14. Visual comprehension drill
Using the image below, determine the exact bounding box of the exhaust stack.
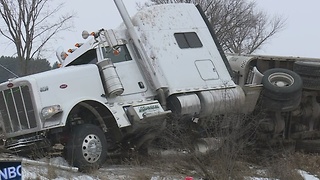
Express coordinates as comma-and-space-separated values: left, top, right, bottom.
112, 0, 165, 91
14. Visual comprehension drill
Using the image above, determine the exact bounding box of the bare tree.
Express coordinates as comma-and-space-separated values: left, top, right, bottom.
0, 0, 74, 75
139, 0, 286, 54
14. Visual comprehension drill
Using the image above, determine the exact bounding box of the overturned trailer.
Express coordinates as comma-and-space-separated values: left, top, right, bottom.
228, 54, 320, 145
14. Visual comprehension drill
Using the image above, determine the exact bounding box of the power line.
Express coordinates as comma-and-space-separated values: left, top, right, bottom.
0, 63, 19, 78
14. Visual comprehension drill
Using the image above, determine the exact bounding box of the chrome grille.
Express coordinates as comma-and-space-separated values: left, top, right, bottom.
0, 85, 37, 133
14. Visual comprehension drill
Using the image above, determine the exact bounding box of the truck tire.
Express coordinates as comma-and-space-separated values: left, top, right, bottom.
262, 68, 302, 100
300, 76, 320, 90
293, 61, 320, 77
296, 139, 320, 153
262, 95, 301, 112
65, 124, 107, 172
293, 61, 320, 90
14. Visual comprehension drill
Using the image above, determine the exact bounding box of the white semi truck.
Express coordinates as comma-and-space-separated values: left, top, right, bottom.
0, 0, 320, 171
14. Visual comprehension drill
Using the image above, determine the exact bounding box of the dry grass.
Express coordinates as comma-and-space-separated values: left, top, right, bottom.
292, 152, 320, 177
125, 150, 320, 180
265, 154, 303, 180
47, 163, 58, 179
119, 112, 320, 180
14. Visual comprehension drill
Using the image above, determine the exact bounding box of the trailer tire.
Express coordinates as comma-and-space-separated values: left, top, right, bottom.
293, 61, 320, 90
262, 68, 302, 100
65, 124, 107, 172
300, 76, 320, 90
296, 139, 320, 153
262, 95, 301, 112
293, 61, 320, 77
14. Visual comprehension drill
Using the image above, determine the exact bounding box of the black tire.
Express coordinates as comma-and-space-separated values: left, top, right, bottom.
262, 68, 302, 100
293, 61, 320, 77
262, 95, 301, 112
300, 76, 320, 90
296, 139, 320, 153
65, 124, 107, 172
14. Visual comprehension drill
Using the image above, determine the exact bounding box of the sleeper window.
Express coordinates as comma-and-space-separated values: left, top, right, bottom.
174, 32, 203, 49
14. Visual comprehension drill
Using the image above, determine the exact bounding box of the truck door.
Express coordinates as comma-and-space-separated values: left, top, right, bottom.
101, 45, 148, 96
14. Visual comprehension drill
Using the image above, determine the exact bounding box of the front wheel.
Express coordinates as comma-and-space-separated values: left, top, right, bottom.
65, 124, 107, 172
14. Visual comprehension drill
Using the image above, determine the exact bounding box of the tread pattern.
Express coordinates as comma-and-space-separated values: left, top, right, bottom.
294, 61, 320, 77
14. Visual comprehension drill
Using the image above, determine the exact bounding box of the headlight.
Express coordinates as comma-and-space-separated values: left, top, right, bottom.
41, 105, 63, 120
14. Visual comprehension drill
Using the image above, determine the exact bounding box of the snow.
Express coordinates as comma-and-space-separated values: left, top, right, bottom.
244, 170, 319, 180
298, 170, 319, 180
20, 156, 186, 180
0, 153, 316, 180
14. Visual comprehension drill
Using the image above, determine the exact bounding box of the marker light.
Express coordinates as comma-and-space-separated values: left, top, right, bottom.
113, 49, 120, 56
75, 43, 83, 48
68, 49, 76, 53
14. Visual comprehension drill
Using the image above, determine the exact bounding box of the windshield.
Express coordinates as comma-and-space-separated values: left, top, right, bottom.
66, 49, 97, 66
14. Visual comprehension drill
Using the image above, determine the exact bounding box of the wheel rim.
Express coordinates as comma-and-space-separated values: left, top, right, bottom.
268, 72, 294, 87
82, 134, 102, 163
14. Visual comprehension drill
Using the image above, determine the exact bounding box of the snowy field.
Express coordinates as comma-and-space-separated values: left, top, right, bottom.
7, 154, 318, 180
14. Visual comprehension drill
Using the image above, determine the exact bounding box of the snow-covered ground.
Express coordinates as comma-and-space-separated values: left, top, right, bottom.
21, 156, 186, 180
0, 152, 318, 180
21, 156, 320, 180
298, 170, 319, 180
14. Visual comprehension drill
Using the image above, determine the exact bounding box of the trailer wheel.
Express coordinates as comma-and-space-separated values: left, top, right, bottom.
296, 139, 320, 153
293, 61, 320, 77
65, 124, 107, 172
262, 68, 302, 100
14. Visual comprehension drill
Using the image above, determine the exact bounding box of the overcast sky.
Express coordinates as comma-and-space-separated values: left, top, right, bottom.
254, 0, 320, 58
1, 0, 320, 63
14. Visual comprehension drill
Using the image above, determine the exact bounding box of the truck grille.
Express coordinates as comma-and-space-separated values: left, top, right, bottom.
0, 85, 37, 133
